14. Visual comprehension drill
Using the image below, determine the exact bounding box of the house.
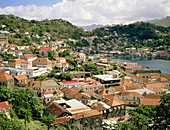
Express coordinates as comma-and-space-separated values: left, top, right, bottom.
70, 72, 91, 79
73, 77, 103, 91
13, 74, 28, 86
95, 57, 107, 63
20, 54, 37, 66
22, 67, 48, 77
0, 101, 11, 119
144, 83, 167, 94
9, 59, 31, 68
116, 91, 143, 106
140, 94, 162, 106
97, 95, 126, 118
39, 47, 51, 57
45, 101, 71, 117
62, 80, 81, 89
96, 63, 111, 70
32, 58, 52, 70
55, 57, 66, 63
42, 90, 64, 104
133, 70, 162, 78
75, 53, 86, 61
123, 66, 143, 73
0, 71, 14, 88
93, 74, 121, 88
93, 87, 113, 100
15, 50, 23, 58
47, 99, 102, 129
62, 88, 90, 105
0, 34, 8, 43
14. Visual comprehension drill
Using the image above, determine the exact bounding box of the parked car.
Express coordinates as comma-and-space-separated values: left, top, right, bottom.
117, 117, 125, 121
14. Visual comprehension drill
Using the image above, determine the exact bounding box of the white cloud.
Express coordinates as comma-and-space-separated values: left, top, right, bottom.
0, 0, 169, 26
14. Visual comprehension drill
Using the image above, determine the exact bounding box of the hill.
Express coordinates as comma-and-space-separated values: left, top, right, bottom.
80, 24, 106, 31
0, 15, 91, 45
147, 16, 170, 27
92, 22, 169, 40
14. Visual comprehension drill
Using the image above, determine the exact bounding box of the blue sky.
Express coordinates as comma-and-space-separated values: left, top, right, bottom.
0, 0, 169, 26
0, 0, 72, 8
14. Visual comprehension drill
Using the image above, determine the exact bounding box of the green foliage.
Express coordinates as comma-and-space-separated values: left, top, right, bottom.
3, 54, 16, 61
48, 50, 56, 60
0, 112, 24, 130
118, 94, 170, 129
58, 72, 74, 81
59, 49, 71, 57
0, 14, 89, 47
84, 63, 97, 72
41, 115, 56, 125
0, 86, 45, 119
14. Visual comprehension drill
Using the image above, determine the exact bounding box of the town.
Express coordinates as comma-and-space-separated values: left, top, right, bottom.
0, 15, 169, 130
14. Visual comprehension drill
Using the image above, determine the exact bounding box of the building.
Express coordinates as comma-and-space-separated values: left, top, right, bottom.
123, 66, 143, 73
13, 74, 28, 86
70, 72, 91, 79
95, 95, 126, 119
0, 101, 11, 119
117, 91, 143, 106
93, 74, 121, 88
42, 89, 64, 104
0, 71, 14, 88
62, 80, 81, 89
32, 58, 52, 70
62, 88, 90, 105
75, 53, 86, 61
9, 59, 31, 68
20, 54, 37, 66
133, 70, 162, 78
22, 67, 48, 77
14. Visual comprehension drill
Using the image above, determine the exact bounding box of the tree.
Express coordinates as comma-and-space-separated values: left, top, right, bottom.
58, 72, 74, 81
41, 115, 56, 130
0, 112, 24, 130
0, 86, 45, 120
48, 50, 56, 60
118, 94, 170, 130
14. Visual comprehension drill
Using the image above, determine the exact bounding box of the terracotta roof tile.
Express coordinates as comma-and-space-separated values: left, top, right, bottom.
140, 98, 161, 106
33, 58, 51, 63
101, 95, 125, 106
27, 81, 41, 88
45, 102, 70, 116
51, 116, 72, 125
72, 110, 101, 120
144, 83, 166, 92
0, 101, 10, 110
43, 89, 63, 95
14, 75, 28, 81
117, 91, 143, 97
71, 86, 81, 93
91, 102, 107, 111
0, 71, 13, 81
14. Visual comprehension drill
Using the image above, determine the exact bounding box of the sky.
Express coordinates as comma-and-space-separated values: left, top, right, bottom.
0, 0, 170, 26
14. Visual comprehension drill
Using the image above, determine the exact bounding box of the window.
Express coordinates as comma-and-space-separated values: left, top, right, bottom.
133, 97, 135, 100
134, 102, 136, 104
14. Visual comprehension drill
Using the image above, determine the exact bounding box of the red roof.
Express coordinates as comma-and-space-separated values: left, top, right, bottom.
0, 101, 10, 110
62, 80, 79, 84
24, 54, 34, 58
40, 48, 50, 53
160, 52, 168, 56
61, 62, 68, 65
124, 66, 142, 69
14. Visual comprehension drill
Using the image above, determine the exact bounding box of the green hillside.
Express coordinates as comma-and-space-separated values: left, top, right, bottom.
0, 15, 90, 45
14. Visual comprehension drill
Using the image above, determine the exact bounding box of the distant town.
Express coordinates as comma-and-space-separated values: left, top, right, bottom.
0, 16, 169, 130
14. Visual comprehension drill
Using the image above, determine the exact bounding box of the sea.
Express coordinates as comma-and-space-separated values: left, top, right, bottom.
117, 58, 170, 74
